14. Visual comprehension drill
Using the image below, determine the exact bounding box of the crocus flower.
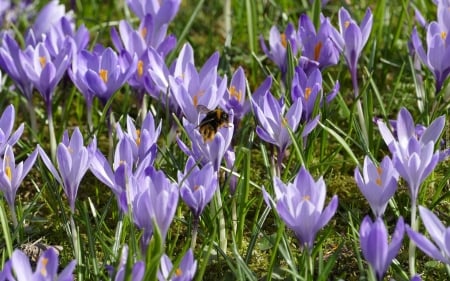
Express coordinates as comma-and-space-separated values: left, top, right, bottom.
38, 128, 93, 212
263, 167, 338, 252
169, 43, 227, 124
406, 206, 450, 264
43, 16, 90, 56
31, 0, 71, 41
126, 0, 181, 27
177, 119, 234, 172
83, 46, 138, 105
158, 249, 197, 281
0, 104, 24, 155
252, 77, 318, 163
108, 245, 144, 281
377, 107, 444, 204
260, 23, 300, 77
354, 156, 398, 217
19, 37, 75, 110
178, 156, 217, 218
330, 7, 373, 93
90, 137, 139, 212
116, 111, 161, 167
360, 216, 404, 281
298, 14, 340, 71
291, 66, 339, 121
0, 34, 34, 101
0, 145, 37, 225
132, 167, 179, 248
111, 15, 176, 60
221, 66, 250, 123
411, 22, 450, 93
1, 248, 76, 281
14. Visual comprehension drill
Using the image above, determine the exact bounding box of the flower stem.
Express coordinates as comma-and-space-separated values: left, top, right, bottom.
213, 187, 227, 252
351, 66, 368, 146
70, 214, 83, 280
25, 99, 38, 139
47, 102, 57, 162
8, 204, 17, 230
191, 216, 199, 249
409, 202, 417, 276
87, 102, 93, 133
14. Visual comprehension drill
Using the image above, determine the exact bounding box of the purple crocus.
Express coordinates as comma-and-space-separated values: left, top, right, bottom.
377, 107, 444, 204
0, 145, 38, 226
221, 67, 250, 123
108, 245, 144, 281
132, 167, 179, 248
330, 7, 373, 95
252, 77, 318, 166
359, 216, 405, 281
0, 104, 24, 155
177, 119, 234, 172
298, 14, 340, 71
291, 66, 339, 121
83, 47, 138, 105
90, 137, 140, 212
1, 248, 76, 281
0, 34, 35, 101
260, 23, 300, 77
354, 156, 398, 218
406, 206, 450, 264
158, 249, 197, 281
116, 112, 161, 166
178, 156, 218, 219
411, 22, 450, 93
126, 0, 181, 27
31, 0, 70, 41
263, 167, 338, 252
38, 128, 93, 213
169, 43, 227, 124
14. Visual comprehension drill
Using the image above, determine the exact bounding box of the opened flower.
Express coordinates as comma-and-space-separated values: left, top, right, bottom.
158, 249, 197, 281
0, 248, 76, 281
377, 107, 444, 204
39, 128, 93, 213
263, 166, 338, 252
354, 156, 398, 217
178, 156, 218, 219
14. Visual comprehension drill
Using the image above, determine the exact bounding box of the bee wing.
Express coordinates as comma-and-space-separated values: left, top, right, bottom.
196, 104, 211, 114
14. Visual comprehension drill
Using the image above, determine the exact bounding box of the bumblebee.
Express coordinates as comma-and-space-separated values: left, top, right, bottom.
196, 105, 230, 142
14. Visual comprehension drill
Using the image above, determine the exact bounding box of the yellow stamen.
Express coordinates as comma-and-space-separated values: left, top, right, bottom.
39, 56, 47, 68
99, 69, 108, 83
280, 33, 287, 48
376, 177, 382, 186
40, 257, 49, 276
140, 27, 147, 39
314, 42, 322, 61
305, 87, 312, 101
376, 166, 382, 175
303, 195, 311, 201
136, 129, 141, 146
137, 60, 144, 77
175, 268, 183, 276
5, 166, 11, 181
344, 21, 350, 28
441, 31, 447, 40
192, 91, 205, 107
281, 116, 288, 127
229, 85, 242, 102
